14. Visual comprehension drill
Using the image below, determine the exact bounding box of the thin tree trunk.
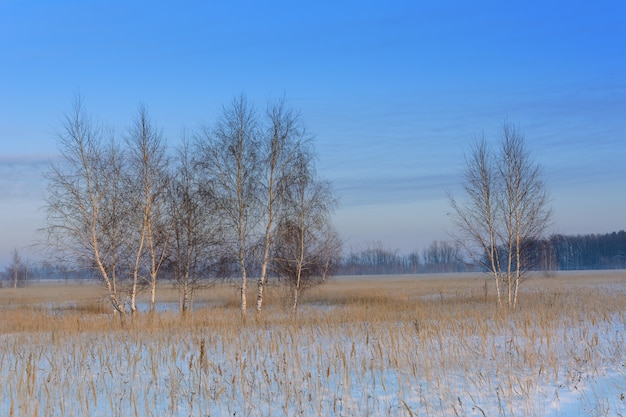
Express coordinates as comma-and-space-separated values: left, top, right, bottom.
256, 228, 272, 317
513, 245, 522, 309
257, 215, 271, 316
256, 272, 265, 316
257, 149, 276, 317
488, 218, 502, 308
257, 236, 270, 316
179, 286, 184, 313
149, 277, 157, 314
241, 273, 247, 319
292, 283, 299, 312
180, 273, 189, 314
293, 216, 305, 313
146, 218, 165, 315
240, 241, 248, 320
92, 206, 125, 316
493, 271, 501, 307
130, 231, 145, 315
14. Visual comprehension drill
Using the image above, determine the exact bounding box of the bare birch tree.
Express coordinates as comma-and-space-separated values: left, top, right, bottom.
124, 105, 170, 314
271, 151, 341, 312
449, 136, 502, 303
498, 123, 552, 307
256, 98, 308, 316
167, 136, 224, 313
449, 122, 551, 309
8, 249, 28, 288
44, 96, 127, 316
196, 95, 261, 320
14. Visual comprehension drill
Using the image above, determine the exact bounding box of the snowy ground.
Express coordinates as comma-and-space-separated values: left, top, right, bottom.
0, 275, 625, 416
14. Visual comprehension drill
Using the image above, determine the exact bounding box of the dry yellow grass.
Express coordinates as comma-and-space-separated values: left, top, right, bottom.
0, 271, 624, 416
2, 271, 625, 334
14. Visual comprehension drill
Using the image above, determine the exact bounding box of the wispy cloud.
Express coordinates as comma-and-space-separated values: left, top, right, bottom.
0, 154, 51, 201
333, 172, 458, 208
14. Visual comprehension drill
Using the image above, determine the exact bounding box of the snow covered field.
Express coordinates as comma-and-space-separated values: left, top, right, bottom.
0, 272, 624, 416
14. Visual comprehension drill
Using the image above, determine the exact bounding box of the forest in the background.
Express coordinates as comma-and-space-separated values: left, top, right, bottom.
336, 230, 626, 276
546, 230, 626, 270
4, 230, 625, 284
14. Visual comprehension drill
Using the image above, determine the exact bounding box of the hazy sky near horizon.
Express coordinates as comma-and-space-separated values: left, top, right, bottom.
1, 1, 625, 267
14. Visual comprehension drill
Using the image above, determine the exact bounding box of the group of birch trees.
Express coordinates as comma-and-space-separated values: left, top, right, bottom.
44, 95, 340, 318
449, 122, 552, 309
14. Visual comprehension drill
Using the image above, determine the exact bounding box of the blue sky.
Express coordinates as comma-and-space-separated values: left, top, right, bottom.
1, 1, 625, 267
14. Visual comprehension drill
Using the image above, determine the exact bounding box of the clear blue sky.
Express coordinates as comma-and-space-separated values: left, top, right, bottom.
1, 0, 625, 267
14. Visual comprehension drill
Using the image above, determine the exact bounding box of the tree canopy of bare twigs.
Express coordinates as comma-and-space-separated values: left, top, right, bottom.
195, 95, 261, 319
44, 96, 128, 315
449, 122, 552, 309
256, 98, 310, 316
124, 104, 170, 314
165, 136, 225, 313
195, 95, 339, 319
271, 151, 341, 312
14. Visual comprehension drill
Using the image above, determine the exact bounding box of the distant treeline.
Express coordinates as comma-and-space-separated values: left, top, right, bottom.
335, 231, 626, 276
543, 230, 626, 271
337, 240, 467, 275
2, 231, 625, 283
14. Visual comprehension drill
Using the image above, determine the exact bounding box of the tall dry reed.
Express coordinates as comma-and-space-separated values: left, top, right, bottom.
0, 272, 624, 416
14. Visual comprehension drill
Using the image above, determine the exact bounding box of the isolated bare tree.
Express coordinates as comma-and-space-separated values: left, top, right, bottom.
125, 105, 170, 314
498, 123, 552, 307
8, 249, 28, 288
272, 151, 341, 312
44, 96, 127, 315
196, 95, 261, 319
449, 122, 551, 309
256, 98, 308, 316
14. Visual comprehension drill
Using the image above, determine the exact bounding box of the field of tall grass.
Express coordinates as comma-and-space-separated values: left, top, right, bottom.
0, 271, 625, 416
